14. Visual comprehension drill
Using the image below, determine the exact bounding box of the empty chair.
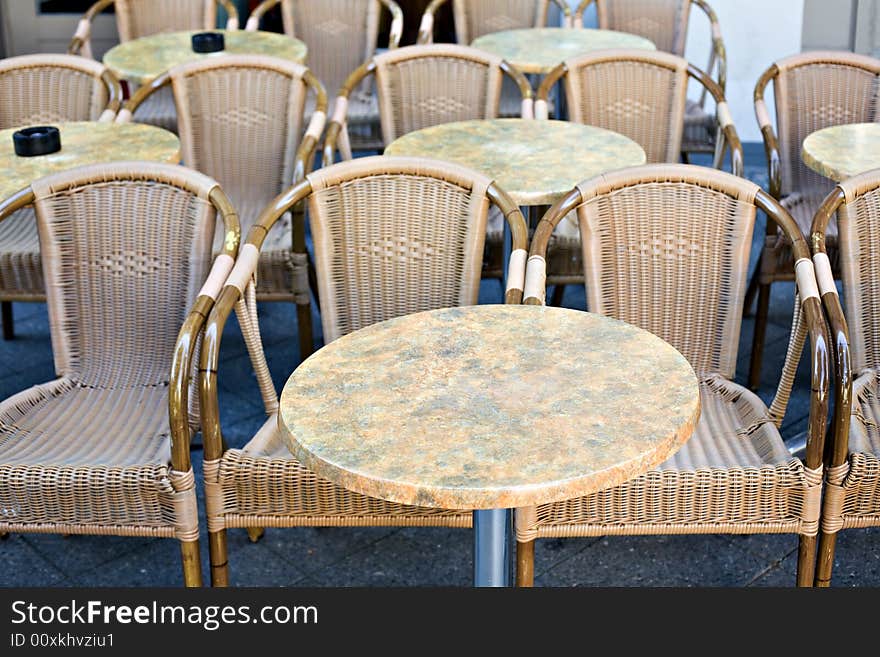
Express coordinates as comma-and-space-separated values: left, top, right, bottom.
198, 156, 528, 586
810, 170, 880, 586
246, 0, 403, 153
0, 162, 241, 586
68, 0, 240, 132
516, 164, 829, 587
573, 0, 727, 159
118, 55, 326, 359
748, 51, 880, 389
534, 48, 742, 300
0, 54, 123, 340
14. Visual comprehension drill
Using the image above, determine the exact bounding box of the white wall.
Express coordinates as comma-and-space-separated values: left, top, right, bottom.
564, 0, 805, 142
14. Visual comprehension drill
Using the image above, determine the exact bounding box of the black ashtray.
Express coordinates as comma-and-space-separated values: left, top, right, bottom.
13, 126, 61, 157
191, 32, 225, 53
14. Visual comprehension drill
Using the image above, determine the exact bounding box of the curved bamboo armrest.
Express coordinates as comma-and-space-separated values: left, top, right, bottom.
294, 69, 329, 181
383, 0, 405, 48
573, 0, 594, 28
693, 0, 727, 96
687, 63, 742, 176
115, 71, 172, 123
217, 0, 240, 30
417, 0, 446, 44
322, 59, 376, 164
548, 0, 574, 27
68, 0, 114, 58
98, 69, 125, 121
535, 62, 567, 119
244, 0, 280, 30
754, 63, 782, 200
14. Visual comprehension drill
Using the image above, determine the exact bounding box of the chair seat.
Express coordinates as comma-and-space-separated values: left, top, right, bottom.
207, 414, 472, 527
850, 369, 880, 455
133, 85, 178, 135
525, 376, 819, 537
0, 207, 44, 299
0, 377, 188, 535
682, 99, 717, 153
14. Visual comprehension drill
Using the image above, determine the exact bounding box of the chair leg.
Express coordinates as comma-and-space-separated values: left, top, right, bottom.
549, 285, 566, 307
814, 530, 838, 587
516, 540, 535, 587
208, 530, 230, 587
296, 301, 313, 362
748, 281, 772, 390
2, 301, 13, 340
795, 534, 817, 586
180, 539, 203, 587
246, 527, 265, 543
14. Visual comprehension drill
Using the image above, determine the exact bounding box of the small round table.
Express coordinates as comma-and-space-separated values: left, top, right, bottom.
471, 27, 655, 74
385, 119, 646, 206
103, 30, 308, 84
802, 122, 880, 182
0, 122, 180, 201
278, 305, 700, 587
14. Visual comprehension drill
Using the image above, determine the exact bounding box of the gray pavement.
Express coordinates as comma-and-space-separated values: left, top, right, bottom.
1, 144, 877, 587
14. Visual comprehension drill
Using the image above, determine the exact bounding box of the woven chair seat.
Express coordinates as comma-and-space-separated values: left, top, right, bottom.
0, 377, 192, 536
526, 376, 819, 537
207, 415, 472, 527
132, 85, 178, 134
0, 208, 43, 299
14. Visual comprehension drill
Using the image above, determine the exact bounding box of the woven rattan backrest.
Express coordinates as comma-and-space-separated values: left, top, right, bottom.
30, 162, 218, 388
115, 0, 216, 41
278, 0, 384, 100
773, 51, 880, 198
306, 156, 490, 343
575, 164, 758, 377
170, 56, 307, 233
594, 0, 691, 55
452, 0, 549, 43
563, 49, 689, 163
374, 45, 505, 143
0, 54, 109, 127
836, 171, 880, 372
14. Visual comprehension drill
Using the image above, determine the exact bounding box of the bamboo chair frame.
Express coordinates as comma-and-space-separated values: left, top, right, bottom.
747, 51, 880, 391
245, 0, 404, 154
534, 49, 742, 293
0, 54, 124, 341
198, 156, 528, 586
516, 163, 830, 587
573, 0, 727, 156
0, 162, 241, 587
810, 171, 880, 586
416, 0, 572, 44
116, 56, 326, 357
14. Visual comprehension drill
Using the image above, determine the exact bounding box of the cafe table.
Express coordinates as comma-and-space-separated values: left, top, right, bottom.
103, 29, 308, 85
802, 122, 880, 182
471, 27, 655, 75
278, 305, 701, 587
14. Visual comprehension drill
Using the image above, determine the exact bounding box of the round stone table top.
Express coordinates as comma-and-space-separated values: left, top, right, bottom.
802, 122, 880, 182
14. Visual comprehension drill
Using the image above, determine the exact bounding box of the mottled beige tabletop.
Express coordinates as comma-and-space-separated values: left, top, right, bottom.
802, 122, 880, 182
279, 305, 700, 510
0, 122, 180, 201
104, 29, 307, 84
385, 119, 646, 205
472, 27, 655, 74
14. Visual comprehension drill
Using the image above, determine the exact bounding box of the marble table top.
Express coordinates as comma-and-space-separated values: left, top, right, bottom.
802, 122, 880, 182
385, 119, 646, 206
279, 305, 700, 510
0, 122, 180, 201
104, 29, 308, 84
472, 27, 656, 74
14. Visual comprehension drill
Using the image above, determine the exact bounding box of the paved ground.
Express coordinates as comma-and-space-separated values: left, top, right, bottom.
1, 144, 878, 587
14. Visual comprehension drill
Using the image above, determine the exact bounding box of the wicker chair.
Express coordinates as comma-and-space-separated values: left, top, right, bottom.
323, 44, 533, 283
747, 52, 880, 391
0, 54, 123, 341
810, 170, 880, 586
68, 0, 240, 133
0, 162, 241, 586
517, 164, 830, 587
246, 0, 403, 153
534, 48, 742, 299
198, 156, 528, 586
117, 55, 326, 358
573, 0, 726, 159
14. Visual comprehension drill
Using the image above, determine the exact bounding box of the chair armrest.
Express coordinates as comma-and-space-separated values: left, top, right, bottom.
548, 0, 574, 27
217, 0, 239, 30
417, 0, 448, 44
754, 64, 782, 200
486, 183, 528, 304
98, 69, 124, 122
693, 0, 727, 103
322, 60, 376, 165
535, 63, 567, 120
573, 0, 595, 29
293, 70, 328, 182
245, 0, 279, 31
68, 0, 115, 58
688, 64, 743, 176
500, 61, 534, 118
381, 0, 404, 48
115, 71, 172, 122
523, 188, 584, 304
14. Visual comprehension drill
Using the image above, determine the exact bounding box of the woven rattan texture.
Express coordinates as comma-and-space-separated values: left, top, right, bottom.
451, 0, 549, 43
593, 0, 690, 55
115, 0, 217, 41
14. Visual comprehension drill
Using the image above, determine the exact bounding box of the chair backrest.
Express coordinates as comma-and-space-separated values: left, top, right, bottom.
0, 54, 111, 127
562, 49, 690, 163
590, 0, 691, 55
373, 44, 506, 143
305, 157, 491, 343
28, 162, 221, 388
169, 55, 311, 230
114, 0, 218, 41
770, 51, 880, 198
572, 165, 760, 377
451, 0, 551, 43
